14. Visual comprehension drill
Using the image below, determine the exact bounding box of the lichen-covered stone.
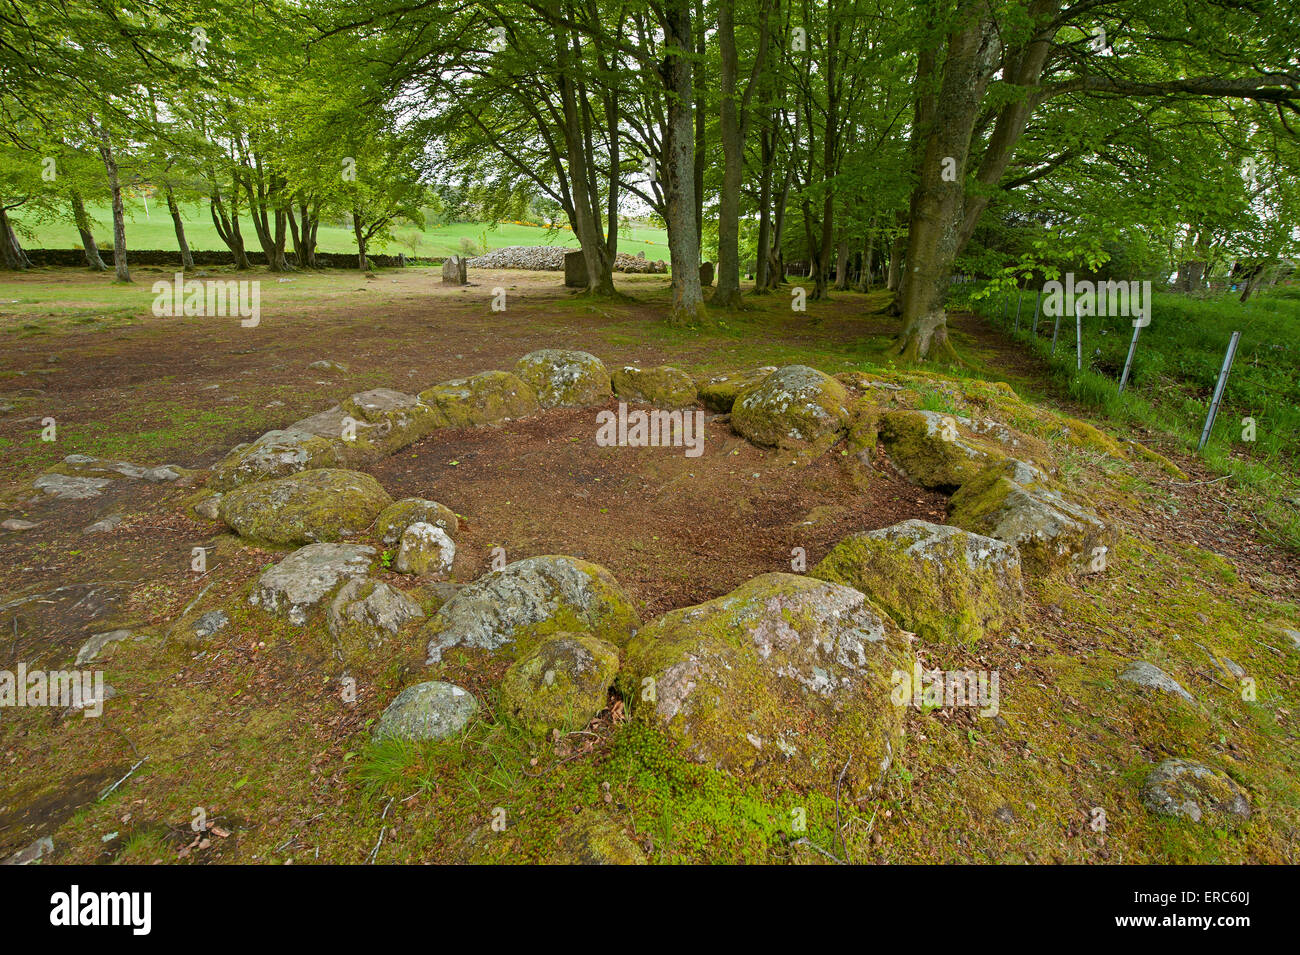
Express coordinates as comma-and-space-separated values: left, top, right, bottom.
812, 519, 1023, 644
514, 349, 611, 408
327, 577, 424, 668
500, 633, 620, 735
61, 454, 181, 482
376, 498, 459, 546
219, 468, 392, 544
1119, 661, 1196, 703
32, 473, 112, 500
395, 521, 456, 576
610, 365, 698, 409
373, 681, 478, 741
698, 366, 776, 413
421, 555, 640, 665
418, 371, 539, 427
619, 573, 913, 795
731, 365, 850, 450
249, 542, 376, 625
337, 389, 442, 457
1140, 759, 1250, 823
209, 428, 341, 491
947, 459, 1113, 575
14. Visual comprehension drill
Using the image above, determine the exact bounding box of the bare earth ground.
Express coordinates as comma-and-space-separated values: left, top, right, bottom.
0, 266, 1297, 865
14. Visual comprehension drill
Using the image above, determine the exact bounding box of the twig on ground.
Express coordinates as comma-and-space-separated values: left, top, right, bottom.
98, 756, 149, 801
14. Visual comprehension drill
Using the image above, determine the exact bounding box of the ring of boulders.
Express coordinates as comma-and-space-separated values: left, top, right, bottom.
142, 347, 1236, 815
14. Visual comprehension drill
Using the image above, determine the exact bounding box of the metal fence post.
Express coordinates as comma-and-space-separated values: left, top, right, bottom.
1032, 289, 1041, 334
1075, 299, 1083, 371
1118, 322, 1142, 393
1197, 332, 1242, 452
1014, 289, 1023, 331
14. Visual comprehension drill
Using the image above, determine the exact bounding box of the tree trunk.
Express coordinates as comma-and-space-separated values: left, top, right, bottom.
658, 0, 705, 324
857, 226, 875, 292
210, 183, 253, 269
892, 13, 999, 360
1178, 260, 1206, 292
0, 203, 30, 270
554, 21, 616, 296
166, 187, 194, 269
353, 211, 369, 271
713, 0, 743, 307
97, 130, 130, 282
886, 232, 902, 292
71, 191, 107, 270
834, 233, 851, 290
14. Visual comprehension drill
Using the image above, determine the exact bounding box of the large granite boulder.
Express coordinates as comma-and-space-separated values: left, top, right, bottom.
812, 519, 1023, 644
880, 410, 1006, 489
209, 429, 341, 491
373, 681, 478, 741
250, 543, 376, 625
610, 365, 698, 409
421, 555, 640, 664
619, 573, 913, 795
327, 578, 424, 669
219, 468, 392, 544
730, 365, 850, 450
500, 633, 620, 735
947, 459, 1113, 575
514, 349, 611, 409
418, 371, 540, 427
698, 367, 777, 413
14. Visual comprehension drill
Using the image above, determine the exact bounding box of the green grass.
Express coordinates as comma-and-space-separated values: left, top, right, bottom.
963, 282, 1300, 547
13, 198, 669, 258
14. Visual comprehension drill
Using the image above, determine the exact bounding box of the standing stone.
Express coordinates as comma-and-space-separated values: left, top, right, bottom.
564, 251, 588, 288
699, 261, 714, 287
441, 255, 467, 285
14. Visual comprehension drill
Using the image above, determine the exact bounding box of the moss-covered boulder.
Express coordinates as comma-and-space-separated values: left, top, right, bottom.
610, 364, 698, 409
327, 577, 424, 669
1140, 759, 1250, 823
373, 681, 478, 741
947, 459, 1113, 575
812, 519, 1022, 644
421, 555, 641, 664
219, 468, 392, 544
698, 366, 776, 413
514, 349, 612, 408
418, 371, 540, 428
375, 498, 459, 546
394, 521, 456, 576
731, 365, 850, 450
500, 632, 620, 735
209, 428, 342, 491
286, 396, 436, 464
880, 410, 1011, 489
619, 573, 913, 795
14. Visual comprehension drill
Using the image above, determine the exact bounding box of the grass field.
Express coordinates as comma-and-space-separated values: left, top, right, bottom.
13, 197, 670, 258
